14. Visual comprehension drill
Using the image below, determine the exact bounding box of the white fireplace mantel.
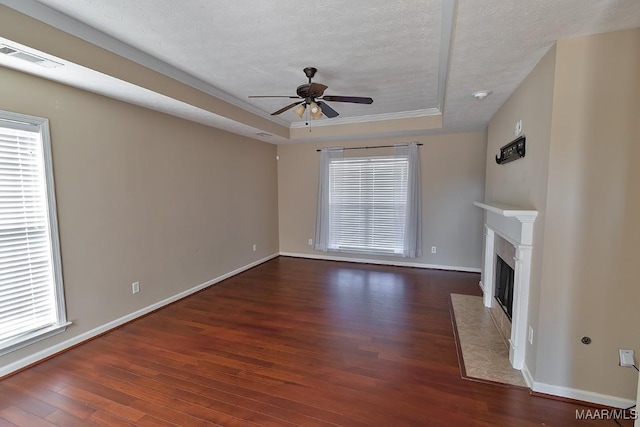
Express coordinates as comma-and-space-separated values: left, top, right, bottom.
474, 201, 538, 370
474, 202, 538, 246
473, 202, 538, 222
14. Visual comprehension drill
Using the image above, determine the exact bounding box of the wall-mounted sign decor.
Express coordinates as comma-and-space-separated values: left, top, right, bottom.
496, 136, 526, 164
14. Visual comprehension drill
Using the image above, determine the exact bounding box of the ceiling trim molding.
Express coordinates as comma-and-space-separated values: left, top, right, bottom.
437, 0, 458, 113
291, 0, 457, 131
289, 108, 441, 129
0, 0, 290, 128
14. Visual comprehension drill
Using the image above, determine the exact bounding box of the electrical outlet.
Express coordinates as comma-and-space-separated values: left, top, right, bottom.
252, 244, 257, 252
619, 349, 635, 367
431, 246, 437, 254
308, 238, 313, 246
132, 281, 140, 294
528, 326, 534, 345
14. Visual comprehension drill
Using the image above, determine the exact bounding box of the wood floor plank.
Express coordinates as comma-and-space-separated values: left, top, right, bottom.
0, 257, 630, 426
56, 385, 145, 423
0, 418, 19, 427
44, 409, 96, 427
67, 359, 299, 427
0, 388, 57, 419
0, 407, 57, 427
86, 410, 143, 427
4, 384, 95, 421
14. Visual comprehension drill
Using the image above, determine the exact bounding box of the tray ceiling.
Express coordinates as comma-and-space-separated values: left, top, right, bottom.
0, 0, 639, 143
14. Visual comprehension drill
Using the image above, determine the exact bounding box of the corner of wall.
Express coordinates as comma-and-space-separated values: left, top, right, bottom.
485, 44, 558, 388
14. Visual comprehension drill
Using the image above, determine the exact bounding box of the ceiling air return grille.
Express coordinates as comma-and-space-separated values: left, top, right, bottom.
0, 44, 63, 69
0, 46, 17, 55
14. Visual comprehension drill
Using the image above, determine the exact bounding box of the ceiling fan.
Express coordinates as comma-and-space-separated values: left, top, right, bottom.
248, 67, 373, 120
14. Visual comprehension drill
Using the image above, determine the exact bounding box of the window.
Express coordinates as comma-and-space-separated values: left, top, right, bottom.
328, 156, 408, 254
0, 110, 68, 356
315, 144, 422, 258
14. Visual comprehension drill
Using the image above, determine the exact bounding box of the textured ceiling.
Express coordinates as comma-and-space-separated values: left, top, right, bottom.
1, 0, 640, 142
445, 0, 640, 130
32, 0, 443, 121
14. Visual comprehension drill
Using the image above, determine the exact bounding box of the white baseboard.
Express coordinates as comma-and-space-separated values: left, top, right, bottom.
532, 381, 636, 409
521, 362, 534, 388
478, 280, 485, 292
279, 252, 481, 273
515, 350, 633, 408
0, 253, 279, 378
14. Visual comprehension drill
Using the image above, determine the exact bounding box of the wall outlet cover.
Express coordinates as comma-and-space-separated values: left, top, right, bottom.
619, 349, 635, 367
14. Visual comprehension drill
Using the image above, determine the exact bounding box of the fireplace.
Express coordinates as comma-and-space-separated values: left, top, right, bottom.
474, 201, 538, 370
495, 255, 515, 320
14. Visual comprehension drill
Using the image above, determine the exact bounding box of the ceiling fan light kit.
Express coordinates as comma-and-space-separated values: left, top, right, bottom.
309, 102, 323, 119
295, 104, 306, 118
248, 67, 373, 120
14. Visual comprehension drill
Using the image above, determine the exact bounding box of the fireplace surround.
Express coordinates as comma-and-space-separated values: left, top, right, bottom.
474, 202, 538, 370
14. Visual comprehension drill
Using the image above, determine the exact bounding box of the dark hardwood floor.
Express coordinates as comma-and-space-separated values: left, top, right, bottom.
0, 257, 628, 426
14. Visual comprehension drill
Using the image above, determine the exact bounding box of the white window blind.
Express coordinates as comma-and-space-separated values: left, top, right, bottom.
0, 111, 67, 356
328, 156, 408, 254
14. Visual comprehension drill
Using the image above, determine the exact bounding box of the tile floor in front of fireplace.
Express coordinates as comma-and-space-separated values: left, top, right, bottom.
451, 293, 527, 387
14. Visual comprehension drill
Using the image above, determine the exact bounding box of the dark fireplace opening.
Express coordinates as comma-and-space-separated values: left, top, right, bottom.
495, 255, 515, 321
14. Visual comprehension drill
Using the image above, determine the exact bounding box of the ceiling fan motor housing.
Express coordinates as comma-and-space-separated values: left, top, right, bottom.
249, 66, 373, 117
296, 84, 321, 100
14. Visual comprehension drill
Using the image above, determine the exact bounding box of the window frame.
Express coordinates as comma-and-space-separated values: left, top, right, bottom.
327, 154, 409, 256
0, 109, 68, 356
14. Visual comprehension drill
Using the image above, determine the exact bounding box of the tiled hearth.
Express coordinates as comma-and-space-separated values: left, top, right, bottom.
451, 294, 527, 387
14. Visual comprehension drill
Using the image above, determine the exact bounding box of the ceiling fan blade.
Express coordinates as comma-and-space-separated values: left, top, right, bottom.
309, 83, 328, 97
249, 95, 301, 99
317, 101, 339, 118
322, 95, 373, 104
271, 101, 304, 116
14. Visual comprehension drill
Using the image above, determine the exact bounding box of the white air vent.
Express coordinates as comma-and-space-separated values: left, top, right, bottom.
0, 44, 63, 69
254, 132, 272, 137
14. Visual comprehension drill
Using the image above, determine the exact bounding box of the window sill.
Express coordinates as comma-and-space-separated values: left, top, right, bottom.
330, 247, 403, 257
0, 322, 72, 357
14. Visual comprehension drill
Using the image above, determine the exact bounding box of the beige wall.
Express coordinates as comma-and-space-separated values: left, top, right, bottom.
537, 28, 640, 399
278, 132, 487, 270
486, 45, 557, 379
487, 27, 640, 401
0, 66, 279, 367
